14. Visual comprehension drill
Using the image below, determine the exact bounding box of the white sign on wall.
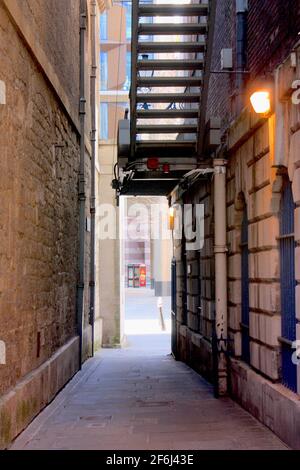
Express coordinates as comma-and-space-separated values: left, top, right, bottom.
0, 340, 6, 365
292, 80, 300, 105
0, 81, 6, 105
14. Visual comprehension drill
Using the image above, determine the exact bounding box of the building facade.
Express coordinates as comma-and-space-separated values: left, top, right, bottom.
0, 0, 108, 449
97, 1, 131, 347
172, 0, 300, 449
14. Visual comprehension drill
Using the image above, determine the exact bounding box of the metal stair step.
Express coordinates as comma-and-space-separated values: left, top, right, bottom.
136, 140, 196, 146
136, 93, 200, 103
137, 59, 204, 71
137, 76, 202, 87
136, 124, 198, 134
136, 109, 199, 119
138, 23, 207, 36
135, 140, 197, 157
138, 4, 209, 17
138, 41, 206, 53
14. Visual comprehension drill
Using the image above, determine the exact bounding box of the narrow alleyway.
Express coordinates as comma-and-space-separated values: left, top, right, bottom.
11, 291, 287, 450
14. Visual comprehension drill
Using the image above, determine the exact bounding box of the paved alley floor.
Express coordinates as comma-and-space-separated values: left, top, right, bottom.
11, 290, 287, 450
124, 288, 171, 352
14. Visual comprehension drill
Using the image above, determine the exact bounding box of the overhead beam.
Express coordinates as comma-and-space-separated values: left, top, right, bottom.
138, 4, 209, 17
138, 22, 207, 36
136, 93, 200, 103
138, 41, 206, 54
137, 59, 204, 71
136, 109, 199, 119
137, 76, 202, 87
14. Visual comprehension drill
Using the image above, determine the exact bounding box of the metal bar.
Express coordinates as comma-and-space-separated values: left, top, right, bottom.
135, 144, 197, 158
130, 0, 139, 157
137, 59, 204, 71
278, 336, 293, 347
137, 76, 202, 87
197, 0, 217, 157
77, 0, 87, 368
138, 41, 206, 53
136, 93, 200, 103
89, 0, 97, 357
210, 70, 250, 74
139, 22, 207, 36
139, 4, 209, 17
136, 124, 197, 134
136, 140, 196, 146
276, 233, 295, 240
136, 109, 199, 119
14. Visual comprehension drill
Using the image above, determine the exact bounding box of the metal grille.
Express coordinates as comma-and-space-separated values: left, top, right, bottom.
241, 205, 250, 364
279, 179, 297, 392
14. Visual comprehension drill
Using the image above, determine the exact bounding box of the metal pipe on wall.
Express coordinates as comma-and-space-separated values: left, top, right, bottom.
77, 0, 87, 368
213, 158, 228, 396
236, 0, 248, 113
89, 0, 97, 356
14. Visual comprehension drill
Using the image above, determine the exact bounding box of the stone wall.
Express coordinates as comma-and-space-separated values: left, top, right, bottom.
0, 0, 95, 448
96, 143, 121, 347
3, 0, 80, 115
173, 42, 300, 448
227, 111, 281, 380
174, 180, 215, 382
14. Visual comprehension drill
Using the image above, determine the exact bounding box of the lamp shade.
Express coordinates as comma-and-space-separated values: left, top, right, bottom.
250, 91, 271, 114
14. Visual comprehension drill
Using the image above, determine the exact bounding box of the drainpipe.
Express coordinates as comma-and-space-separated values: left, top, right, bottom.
236, 0, 248, 113
77, 0, 87, 368
213, 158, 228, 396
89, 0, 97, 356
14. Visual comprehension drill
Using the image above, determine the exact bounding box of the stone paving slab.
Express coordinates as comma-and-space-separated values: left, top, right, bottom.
10, 346, 288, 450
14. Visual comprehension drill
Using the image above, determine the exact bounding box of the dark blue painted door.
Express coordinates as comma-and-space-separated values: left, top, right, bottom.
171, 257, 177, 358
241, 205, 250, 363
280, 179, 297, 392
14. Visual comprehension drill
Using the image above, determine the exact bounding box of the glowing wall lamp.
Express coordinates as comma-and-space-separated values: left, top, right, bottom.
250, 90, 271, 115
169, 207, 175, 231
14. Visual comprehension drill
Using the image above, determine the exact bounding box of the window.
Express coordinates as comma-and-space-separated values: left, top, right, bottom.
279, 177, 297, 392
241, 204, 250, 364
100, 52, 108, 91
123, 52, 131, 91
100, 103, 108, 140
124, 2, 131, 40
100, 102, 128, 141
139, 0, 153, 31
100, 12, 107, 40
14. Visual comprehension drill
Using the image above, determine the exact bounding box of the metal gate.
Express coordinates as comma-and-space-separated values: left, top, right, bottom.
279, 179, 297, 392
171, 257, 177, 359
241, 205, 250, 363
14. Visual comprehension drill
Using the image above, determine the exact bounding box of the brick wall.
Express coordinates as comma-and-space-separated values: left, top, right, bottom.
207, 0, 236, 131
206, 0, 300, 129
247, 0, 300, 81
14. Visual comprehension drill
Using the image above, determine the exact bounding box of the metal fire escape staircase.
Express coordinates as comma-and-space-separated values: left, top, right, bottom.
116, 1, 218, 196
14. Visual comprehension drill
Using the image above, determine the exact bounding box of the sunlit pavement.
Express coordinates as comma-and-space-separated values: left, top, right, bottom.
11, 289, 288, 450
124, 288, 171, 353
